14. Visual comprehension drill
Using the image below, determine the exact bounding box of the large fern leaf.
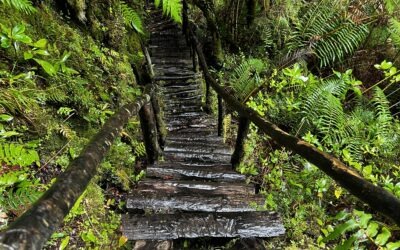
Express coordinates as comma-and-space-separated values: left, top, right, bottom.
155, 0, 183, 24
287, 3, 368, 67
230, 58, 266, 102
120, 2, 143, 34
0, 0, 36, 14
389, 18, 400, 49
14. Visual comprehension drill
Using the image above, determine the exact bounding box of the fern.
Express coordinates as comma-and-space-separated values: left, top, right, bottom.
0, 143, 40, 167
288, 2, 369, 67
230, 58, 266, 102
0, 0, 36, 14
0, 185, 42, 212
371, 87, 393, 140
155, 0, 183, 24
389, 18, 400, 49
120, 2, 143, 34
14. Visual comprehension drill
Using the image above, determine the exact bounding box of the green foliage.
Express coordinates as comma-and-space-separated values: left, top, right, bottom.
120, 2, 143, 34
287, 2, 369, 67
320, 210, 400, 249
228, 56, 266, 102
0, 142, 42, 216
0, 142, 40, 167
0, 0, 36, 14
155, 0, 182, 24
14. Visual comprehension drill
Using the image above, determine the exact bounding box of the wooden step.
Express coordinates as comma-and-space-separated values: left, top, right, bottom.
136, 179, 255, 195
146, 164, 244, 182
122, 212, 285, 240
126, 192, 265, 212
164, 144, 232, 155
164, 151, 231, 163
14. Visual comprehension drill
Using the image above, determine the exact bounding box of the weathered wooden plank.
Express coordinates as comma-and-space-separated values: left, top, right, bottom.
146, 165, 245, 182
164, 144, 232, 155
164, 150, 231, 163
136, 179, 255, 195
122, 212, 285, 240
126, 191, 265, 212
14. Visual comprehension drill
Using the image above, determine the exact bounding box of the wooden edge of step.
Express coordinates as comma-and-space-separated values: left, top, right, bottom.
122, 212, 285, 240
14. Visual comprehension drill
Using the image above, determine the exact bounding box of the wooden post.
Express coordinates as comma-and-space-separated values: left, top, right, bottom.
204, 79, 212, 114
192, 44, 199, 73
217, 95, 225, 136
151, 90, 166, 149
231, 116, 250, 168
139, 101, 160, 164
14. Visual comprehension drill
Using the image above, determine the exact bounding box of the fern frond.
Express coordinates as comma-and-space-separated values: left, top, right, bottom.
0, 143, 40, 167
0, 0, 36, 14
155, 0, 182, 24
389, 18, 400, 48
230, 58, 266, 102
120, 2, 143, 34
287, 3, 368, 67
371, 87, 393, 139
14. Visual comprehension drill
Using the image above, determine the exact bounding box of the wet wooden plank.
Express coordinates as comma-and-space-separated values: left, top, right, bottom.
164, 145, 232, 155
122, 212, 285, 240
126, 192, 265, 212
136, 179, 255, 195
164, 151, 231, 163
146, 164, 244, 182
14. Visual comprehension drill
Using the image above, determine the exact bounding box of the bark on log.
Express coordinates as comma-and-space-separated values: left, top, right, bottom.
189, 26, 400, 226
0, 94, 151, 250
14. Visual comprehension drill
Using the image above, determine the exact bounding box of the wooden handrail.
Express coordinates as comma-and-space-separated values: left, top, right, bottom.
0, 85, 162, 249
186, 23, 400, 226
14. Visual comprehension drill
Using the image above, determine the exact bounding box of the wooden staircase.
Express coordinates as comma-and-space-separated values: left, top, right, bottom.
121, 12, 285, 248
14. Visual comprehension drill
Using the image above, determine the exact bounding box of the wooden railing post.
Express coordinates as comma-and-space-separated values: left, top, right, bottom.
139, 89, 161, 164
217, 95, 225, 136
231, 116, 250, 168
150, 86, 166, 149
204, 79, 212, 113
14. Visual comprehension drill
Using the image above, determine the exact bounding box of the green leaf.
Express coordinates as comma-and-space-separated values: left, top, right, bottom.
33, 38, 47, 48
375, 227, 391, 246
24, 51, 33, 60
11, 24, 25, 36
323, 219, 358, 242
33, 58, 56, 76
366, 221, 379, 237
34, 49, 50, 56
1, 35, 11, 48
13, 33, 32, 44
0, 114, 13, 122
60, 51, 71, 63
387, 241, 400, 250
0, 131, 20, 138
335, 235, 357, 250
59, 236, 70, 250
353, 210, 372, 228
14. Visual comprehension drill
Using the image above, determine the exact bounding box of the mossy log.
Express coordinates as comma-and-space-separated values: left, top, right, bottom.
189, 26, 400, 226
0, 91, 153, 249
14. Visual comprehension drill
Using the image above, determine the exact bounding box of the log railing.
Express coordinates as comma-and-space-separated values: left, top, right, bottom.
0, 84, 164, 249
184, 21, 400, 226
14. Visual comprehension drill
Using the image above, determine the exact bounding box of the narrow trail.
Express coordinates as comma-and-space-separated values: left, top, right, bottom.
121, 11, 285, 248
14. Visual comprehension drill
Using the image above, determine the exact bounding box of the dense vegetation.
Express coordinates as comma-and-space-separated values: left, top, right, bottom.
0, 0, 400, 249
